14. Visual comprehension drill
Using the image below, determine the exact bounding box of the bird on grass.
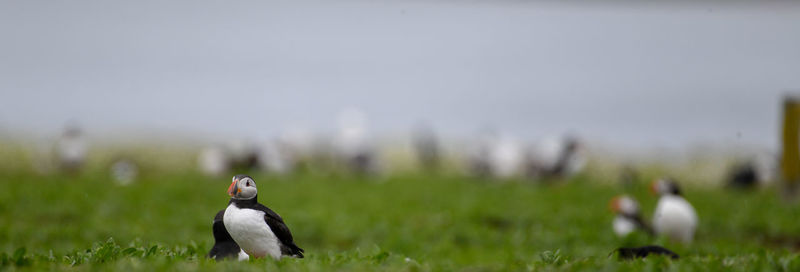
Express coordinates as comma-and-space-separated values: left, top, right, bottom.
609, 195, 654, 237
207, 210, 249, 261
651, 177, 698, 243
56, 125, 88, 172
223, 175, 304, 260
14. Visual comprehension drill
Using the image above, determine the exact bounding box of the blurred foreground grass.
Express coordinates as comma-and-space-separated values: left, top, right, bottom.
1, 149, 800, 271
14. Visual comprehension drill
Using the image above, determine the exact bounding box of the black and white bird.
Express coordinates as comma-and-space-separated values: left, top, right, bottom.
609, 195, 654, 237
412, 123, 440, 172
335, 108, 379, 175
651, 178, 698, 243
223, 175, 304, 259
56, 125, 88, 172
726, 155, 776, 189
525, 136, 585, 180
208, 210, 249, 261
467, 130, 524, 179
198, 146, 230, 177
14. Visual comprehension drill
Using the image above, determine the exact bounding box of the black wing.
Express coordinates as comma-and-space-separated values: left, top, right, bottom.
208, 209, 243, 260
255, 203, 305, 258
629, 214, 655, 236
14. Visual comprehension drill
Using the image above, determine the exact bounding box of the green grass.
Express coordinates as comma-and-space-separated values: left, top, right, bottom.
1, 158, 800, 271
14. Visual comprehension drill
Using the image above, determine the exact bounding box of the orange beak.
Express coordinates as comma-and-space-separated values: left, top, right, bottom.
227, 178, 238, 197
649, 180, 658, 195
609, 197, 620, 212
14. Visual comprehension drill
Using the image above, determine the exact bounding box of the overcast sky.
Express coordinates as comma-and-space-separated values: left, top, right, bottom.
1, 1, 799, 149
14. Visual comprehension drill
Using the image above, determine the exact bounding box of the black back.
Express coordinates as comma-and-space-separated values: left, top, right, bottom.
230, 196, 305, 258
207, 210, 243, 260
621, 213, 655, 236
615, 245, 679, 260
728, 162, 758, 189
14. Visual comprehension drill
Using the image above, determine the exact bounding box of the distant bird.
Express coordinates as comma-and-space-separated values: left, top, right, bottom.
56, 125, 88, 172
208, 210, 249, 261
726, 161, 758, 189
223, 175, 304, 259
651, 178, 698, 243
726, 156, 776, 189
198, 146, 230, 177
609, 195, 654, 237
525, 136, 586, 180
335, 108, 378, 174
227, 140, 261, 171
279, 127, 315, 165
467, 131, 524, 179
257, 140, 294, 174
489, 136, 524, 179
467, 129, 495, 178
614, 245, 679, 260
412, 123, 440, 172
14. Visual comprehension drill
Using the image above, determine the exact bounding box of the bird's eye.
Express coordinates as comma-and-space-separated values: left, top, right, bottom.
246, 181, 251, 187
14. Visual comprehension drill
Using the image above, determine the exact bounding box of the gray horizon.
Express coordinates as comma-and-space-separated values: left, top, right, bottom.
1, 1, 799, 150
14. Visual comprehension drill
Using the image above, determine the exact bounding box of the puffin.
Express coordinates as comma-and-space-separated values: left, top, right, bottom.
56, 124, 88, 172
198, 146, 230, 177
609, 195, 654, 237
467, 130, 524, 179
727, 161, 759, 189
223, 175, 304, 259
412, 123, 440, 172
651, 178, 698, 243
335, 108, 379, 175
525, 136, 585, 180
208, 210, 249, 261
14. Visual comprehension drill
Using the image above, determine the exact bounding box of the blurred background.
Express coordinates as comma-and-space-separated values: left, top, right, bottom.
2, 1, 797, 147
1, 0, 799, 270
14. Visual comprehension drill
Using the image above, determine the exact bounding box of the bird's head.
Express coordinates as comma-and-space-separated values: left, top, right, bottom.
228, 174, 257, 199
650, 177, 681, 196
609, 195, 639, 215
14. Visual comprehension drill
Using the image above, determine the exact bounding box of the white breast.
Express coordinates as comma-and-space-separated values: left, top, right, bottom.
224, 204, 283, 259
613, 216, 636, 237
652, 195, 698, 243
237, 249, 250, 261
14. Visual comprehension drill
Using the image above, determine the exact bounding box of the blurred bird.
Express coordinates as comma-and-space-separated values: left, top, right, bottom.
525, 136, 586, 180
489, 135, 524, 179
223, 175, 304, 260
208, 210, 249, 261
468, 130, 524, 179
726, 161, 758, 189
651, 178, 697, 243
726, 155, 776, 189
56, 125, 87, 172
335, 108, 379, 175
279, 127, 315, 162
467, 134, 493, 178
257, 140, 294, 174
609, 195, 653, 237
412, 123, 440, 172
198, 146, 230, 177
227, 140, 261, 171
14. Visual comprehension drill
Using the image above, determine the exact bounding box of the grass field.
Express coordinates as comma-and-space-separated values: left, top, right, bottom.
1, 149, 800, 271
